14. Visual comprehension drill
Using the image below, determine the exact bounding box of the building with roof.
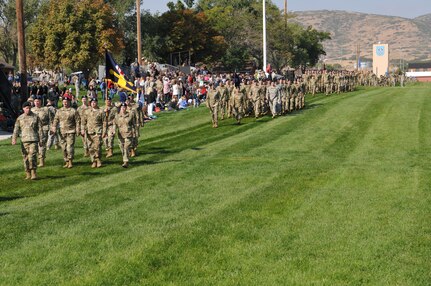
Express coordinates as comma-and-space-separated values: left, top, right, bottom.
406, 62, 431, 82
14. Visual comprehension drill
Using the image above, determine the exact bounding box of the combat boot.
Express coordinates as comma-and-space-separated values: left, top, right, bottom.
122, 161, 129, 168
38, 158, 45, 167
25, 170, 31, 180
106, 149, 113, 158
84, 149, 90, 157
63, 160, 69, 168
91, 161, 97, 168
68, 160, 73, 168
96, 159, 102, 168
130, 149, 136, 157
30, 170, 37, 180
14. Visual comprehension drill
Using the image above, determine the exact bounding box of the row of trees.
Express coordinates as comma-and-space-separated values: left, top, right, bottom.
0, 0, 331, 74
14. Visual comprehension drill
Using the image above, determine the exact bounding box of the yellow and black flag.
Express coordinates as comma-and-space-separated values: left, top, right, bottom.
105, 51, 137, 93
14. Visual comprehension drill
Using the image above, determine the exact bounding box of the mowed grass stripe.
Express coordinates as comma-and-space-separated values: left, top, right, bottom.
77, 86, 402, 284
74, 87, 426, 285
1, 85, 430, 285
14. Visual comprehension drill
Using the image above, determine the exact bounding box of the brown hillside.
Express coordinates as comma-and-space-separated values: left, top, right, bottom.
289, 10, 431, 64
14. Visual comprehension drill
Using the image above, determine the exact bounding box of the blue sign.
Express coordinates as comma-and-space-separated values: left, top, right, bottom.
376, 46, 385, 57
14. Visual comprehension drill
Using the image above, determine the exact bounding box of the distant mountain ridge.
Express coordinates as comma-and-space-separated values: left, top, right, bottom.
289, 10, 431, 64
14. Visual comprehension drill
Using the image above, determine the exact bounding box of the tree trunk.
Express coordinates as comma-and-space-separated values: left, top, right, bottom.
16, 0, 28, 100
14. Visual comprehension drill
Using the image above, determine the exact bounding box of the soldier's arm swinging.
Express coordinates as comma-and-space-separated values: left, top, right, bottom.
11, 118, 20, 145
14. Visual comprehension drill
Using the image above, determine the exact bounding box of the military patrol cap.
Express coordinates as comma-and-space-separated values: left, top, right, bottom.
22, 101, 32, 108
90, 97, 98, 102
120, 102, 127, 107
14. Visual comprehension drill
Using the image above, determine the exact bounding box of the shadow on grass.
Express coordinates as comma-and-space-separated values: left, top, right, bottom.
145, 148, 173, 155
0, 196, 24, 202
305, 103, 324, 110
137, 159, 182, 165
2, 98, 322, 199
191, 147, 203, 151
44, 175, 66, 179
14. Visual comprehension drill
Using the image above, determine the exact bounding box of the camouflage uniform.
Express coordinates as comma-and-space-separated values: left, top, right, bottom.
231, 87, 246, 124
113, 105, 136, 167
77, 102, 89, 156
324, 72, 331, 95
266, 82, 280, 118
295, 81, 302, 110
206, 85, 220, 128
52, 103, 81, 168
103, 102, 118, 157
31, 104, 50, 166
226, 81, 234, 118
81, 103, 106, 168
242, 82, 253, 117
12, 106, 43, 179
284, 81, 292, 113
216, 84, 226, 120
220, 81, 232, 119
310, 74, 316, 96
249, 82, 262, 118
46, 101, 59, 150
290, 83, 297, 112
127, 99, 143, 157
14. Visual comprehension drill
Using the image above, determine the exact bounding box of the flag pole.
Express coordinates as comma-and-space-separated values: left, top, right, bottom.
137, 0, 142, 66
263, 0, 267, 76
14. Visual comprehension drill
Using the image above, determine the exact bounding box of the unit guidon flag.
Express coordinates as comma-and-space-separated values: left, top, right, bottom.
105, 51, 136, 93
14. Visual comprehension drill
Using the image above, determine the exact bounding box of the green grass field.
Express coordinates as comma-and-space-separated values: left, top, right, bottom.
1, 84, 430, 285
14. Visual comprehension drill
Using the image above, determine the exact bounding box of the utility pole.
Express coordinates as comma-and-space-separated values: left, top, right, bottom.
136, 0, 142, 66
16, 0, 27, 101
355, 43, 360, 71
284, 0, 288, 26
263, 0, 267, 75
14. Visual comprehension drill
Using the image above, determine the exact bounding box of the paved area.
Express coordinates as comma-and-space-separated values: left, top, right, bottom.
0, 130, 12, 141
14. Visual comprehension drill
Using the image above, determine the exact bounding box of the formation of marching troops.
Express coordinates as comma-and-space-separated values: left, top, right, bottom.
12, 94, 144, 180
11, 69, 406, 179
207, 78, 306, 127
301, 69, 406, 96
206, 70, 406, 127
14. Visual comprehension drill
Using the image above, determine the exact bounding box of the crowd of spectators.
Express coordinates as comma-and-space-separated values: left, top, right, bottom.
5, 62, 275, 122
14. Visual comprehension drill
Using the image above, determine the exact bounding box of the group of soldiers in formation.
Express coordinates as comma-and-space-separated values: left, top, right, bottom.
205, 69, 407, 127
206, 78, 306, 127
12, 93, 143, 180
11, 68, 405, 179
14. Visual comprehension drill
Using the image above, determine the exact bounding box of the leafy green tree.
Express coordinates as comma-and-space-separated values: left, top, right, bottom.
104, 0, 136, 23
0, 0, 43, 67
28, 0, 124, 73
267, 18, 330, 72
159, 2, 226, 66
197, 0, 281, 70
121, 9, 165, 65
288, 26, 331, 69
197, 0, 330, 71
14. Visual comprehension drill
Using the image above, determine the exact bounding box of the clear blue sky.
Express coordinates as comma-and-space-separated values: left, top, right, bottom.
143, 0, 429, 19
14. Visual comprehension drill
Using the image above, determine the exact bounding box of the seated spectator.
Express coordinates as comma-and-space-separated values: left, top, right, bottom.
178, 95, 188, 110
168, 95, 178, 111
